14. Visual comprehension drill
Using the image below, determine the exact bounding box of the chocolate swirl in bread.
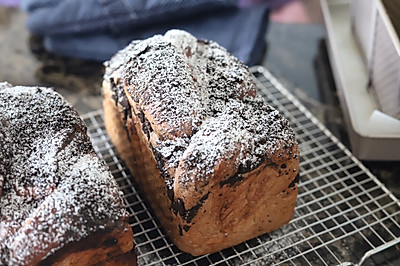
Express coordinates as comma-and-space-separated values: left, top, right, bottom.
103, 30, 299, 256
0, 84, 135, 265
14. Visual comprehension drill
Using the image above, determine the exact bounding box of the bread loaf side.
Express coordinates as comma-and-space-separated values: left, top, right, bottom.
0, 85, 136, 265
103, 30, 299, 256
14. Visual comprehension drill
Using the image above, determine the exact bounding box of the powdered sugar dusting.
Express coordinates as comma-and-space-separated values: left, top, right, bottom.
178, 97, 293, 186
105, 29, 296, 187
0, 86, 127, 265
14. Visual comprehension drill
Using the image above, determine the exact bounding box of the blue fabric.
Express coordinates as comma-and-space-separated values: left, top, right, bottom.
21, 0, 269, 66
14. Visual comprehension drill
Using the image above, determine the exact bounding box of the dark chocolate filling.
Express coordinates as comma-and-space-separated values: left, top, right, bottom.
137, 109, 152, 140
178, 224, 192, 236
288, 173, 300, 188
110, 79, 132, 142
149, 144, 169, 180
178, 224, 183, 236
219, 173, 243, 188
170, 192, 210, 224
103, 238, 118, 247
110, 78, 132, 121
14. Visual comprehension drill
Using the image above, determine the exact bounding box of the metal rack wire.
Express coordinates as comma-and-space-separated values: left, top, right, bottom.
82, 67, 400, 265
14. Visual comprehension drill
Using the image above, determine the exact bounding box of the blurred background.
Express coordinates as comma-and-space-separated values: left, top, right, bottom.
0, 0, 324, 114
1, 0, 400, 264
0, 0, 399, 203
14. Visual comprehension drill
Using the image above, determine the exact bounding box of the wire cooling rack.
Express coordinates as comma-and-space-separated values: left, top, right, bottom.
81, 67, 400, 265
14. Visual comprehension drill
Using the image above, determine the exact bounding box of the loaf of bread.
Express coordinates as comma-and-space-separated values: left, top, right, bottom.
0, 83, 136, 265
103, 30, 300, 256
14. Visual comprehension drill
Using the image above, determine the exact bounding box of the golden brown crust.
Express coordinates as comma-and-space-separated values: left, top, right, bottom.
103, 82, 299, 255
40, 220, 134, 266
103, 81, 175, 236
0, 85, 136, 265
96, 250, 137, 266
102, 30, 300, 256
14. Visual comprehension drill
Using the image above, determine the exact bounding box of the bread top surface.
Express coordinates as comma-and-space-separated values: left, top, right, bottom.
0, 84, 128, 265
104, 30, 257, 138
104, 30, 298, 209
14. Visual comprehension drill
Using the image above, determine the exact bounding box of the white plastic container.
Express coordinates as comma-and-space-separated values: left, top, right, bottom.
351, 0, 400, 119
321, 0, 400, 161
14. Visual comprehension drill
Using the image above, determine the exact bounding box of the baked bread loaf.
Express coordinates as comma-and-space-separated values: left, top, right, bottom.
103, 30, 300, 256
0, 83, 136, 266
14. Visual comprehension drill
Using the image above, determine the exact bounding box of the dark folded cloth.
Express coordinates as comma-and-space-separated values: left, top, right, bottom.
20, 0, 269, 65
